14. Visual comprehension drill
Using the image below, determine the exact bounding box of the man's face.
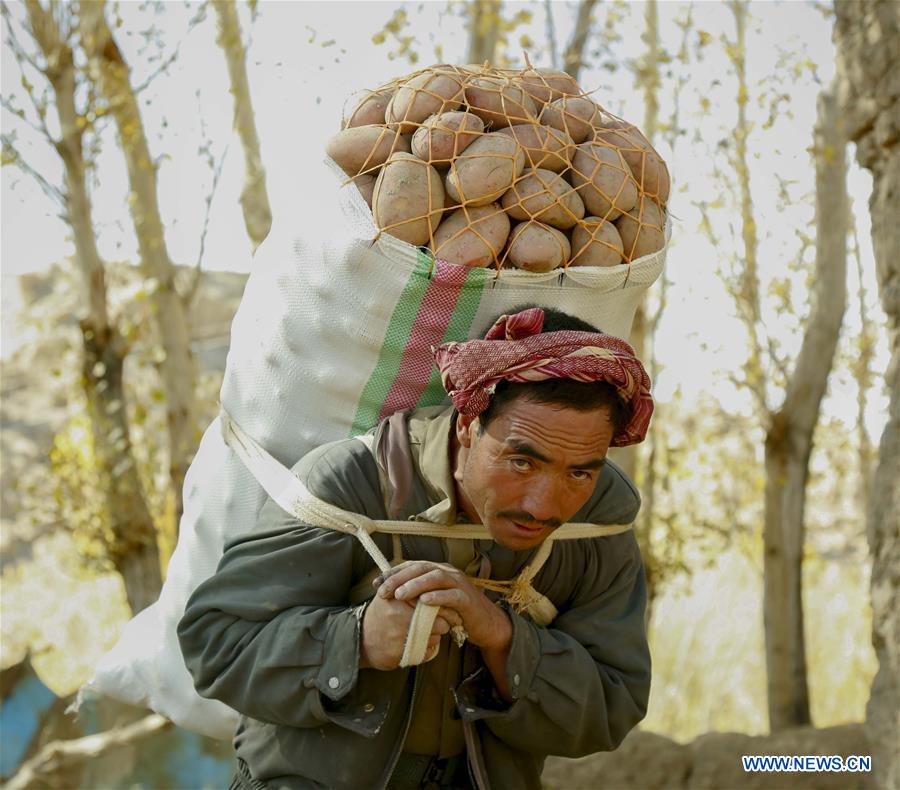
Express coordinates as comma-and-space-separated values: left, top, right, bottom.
454, 397, 615, 550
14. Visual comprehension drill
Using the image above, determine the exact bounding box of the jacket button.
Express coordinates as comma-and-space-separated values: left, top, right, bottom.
363, 703, 375, 713
328, 676, 340, 689
513, 674, 520, 686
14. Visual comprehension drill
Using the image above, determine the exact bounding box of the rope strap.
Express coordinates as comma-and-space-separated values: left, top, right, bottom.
219, 409, 629, 665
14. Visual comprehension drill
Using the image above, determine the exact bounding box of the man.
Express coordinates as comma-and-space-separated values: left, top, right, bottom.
178, 307, 653, 790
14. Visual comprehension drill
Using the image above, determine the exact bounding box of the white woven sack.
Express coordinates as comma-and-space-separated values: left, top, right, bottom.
87, 156, 668, 740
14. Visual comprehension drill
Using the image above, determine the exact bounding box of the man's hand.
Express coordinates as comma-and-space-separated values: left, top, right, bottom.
360, 590, 460, 671
376, 561, 512, 654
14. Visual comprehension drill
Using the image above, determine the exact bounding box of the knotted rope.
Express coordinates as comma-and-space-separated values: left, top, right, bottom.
220, 410, 629, 666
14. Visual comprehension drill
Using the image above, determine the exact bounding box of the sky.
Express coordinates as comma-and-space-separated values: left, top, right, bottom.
0, 0, 889, 441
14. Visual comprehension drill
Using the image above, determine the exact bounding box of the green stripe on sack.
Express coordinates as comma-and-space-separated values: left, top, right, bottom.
414, 268, 489, 409
350, 249, 434, 436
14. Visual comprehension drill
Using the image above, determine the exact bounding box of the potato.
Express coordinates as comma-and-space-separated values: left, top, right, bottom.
590, 110, 629, 132
615, 194, 666, 261
513, 68, 581, 108
496, 124, 574, 173
373, 152, 445, 245
569, 217, 624, 267
464, 77, 537, 129
386, 68, 465, 133
343, 89, 393, 129
446, 133, 525, 206
540, 97, 600, 144
432, 204, 510, 268
568, 142, 638, 220
506, 222, 571, 273
501, 168, 585, 229
411, 111, 485, 166
593, 128, 670, 203
352, 173, 376, 208
326, 125, 410, 177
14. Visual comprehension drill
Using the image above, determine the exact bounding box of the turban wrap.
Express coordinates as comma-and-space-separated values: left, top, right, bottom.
433, 308, 653, 447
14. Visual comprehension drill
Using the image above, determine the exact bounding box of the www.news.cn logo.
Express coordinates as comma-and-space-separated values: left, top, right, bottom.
742, 755, 872, 773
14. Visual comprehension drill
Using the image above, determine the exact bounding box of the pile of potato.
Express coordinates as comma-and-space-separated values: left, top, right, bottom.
325, 63, 669, 272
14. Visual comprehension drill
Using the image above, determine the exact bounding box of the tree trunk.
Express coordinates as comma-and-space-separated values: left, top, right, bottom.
613, 0, 659, 616
834, 2, 900, 786
214, 0, 272, 252
24, 0, 161, 614
466, 0, 501, 65
78, 0, 197, 525
561, 0, 598, 83
849, 214, 876, 508
81, 322, 162, 613
764, 83, 847, 732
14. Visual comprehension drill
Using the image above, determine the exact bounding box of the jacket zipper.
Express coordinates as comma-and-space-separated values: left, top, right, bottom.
377, 667, 420, 790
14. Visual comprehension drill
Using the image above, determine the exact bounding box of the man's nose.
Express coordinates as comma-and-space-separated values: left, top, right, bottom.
520, 477, 561, 525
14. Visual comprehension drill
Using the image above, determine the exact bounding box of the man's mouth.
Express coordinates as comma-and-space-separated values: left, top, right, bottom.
511, 520, 544, 534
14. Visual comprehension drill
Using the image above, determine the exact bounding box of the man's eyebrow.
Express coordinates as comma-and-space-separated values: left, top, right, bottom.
505, 440, 551, 464
574, 457, 607, 471
505, 440, 607, 470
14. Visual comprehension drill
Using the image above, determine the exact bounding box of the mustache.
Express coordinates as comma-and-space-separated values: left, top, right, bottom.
496, 510, 562, 529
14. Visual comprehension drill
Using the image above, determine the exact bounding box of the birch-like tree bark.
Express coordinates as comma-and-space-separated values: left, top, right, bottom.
78, 0, 197, 524
561, 0, 598, 84
763, 82, 847, 731
834, 2, 900, 786
610, 0, 661, 612
22, 0, 161, 614
213, 0, 271, 252
723, 1, 848, 731
466, 0, 501, 65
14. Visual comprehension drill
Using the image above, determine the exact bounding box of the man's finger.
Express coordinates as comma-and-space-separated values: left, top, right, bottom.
418, 588, 469, 610
432, 616, 451, 636
394, 568, 467, 601
378, 561, 459, 598
437, 606, 463, 629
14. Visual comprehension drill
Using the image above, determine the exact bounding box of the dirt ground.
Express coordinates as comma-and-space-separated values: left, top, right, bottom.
542, 724, 875, 789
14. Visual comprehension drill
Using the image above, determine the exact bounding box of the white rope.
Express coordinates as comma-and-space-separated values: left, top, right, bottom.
220, 409, 629, 662
221, 410, 632, 541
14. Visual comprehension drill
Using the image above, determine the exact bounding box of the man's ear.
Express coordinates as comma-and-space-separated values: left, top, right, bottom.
456, 413, 478, 448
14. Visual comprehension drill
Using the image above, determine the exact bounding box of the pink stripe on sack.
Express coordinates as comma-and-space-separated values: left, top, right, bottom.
378, 260, 469, 421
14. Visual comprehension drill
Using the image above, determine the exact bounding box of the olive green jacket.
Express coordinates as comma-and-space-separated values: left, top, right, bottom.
178, 406, 650, 789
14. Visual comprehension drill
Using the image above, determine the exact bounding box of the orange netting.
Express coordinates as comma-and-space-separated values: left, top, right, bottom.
326, 61, 670, 271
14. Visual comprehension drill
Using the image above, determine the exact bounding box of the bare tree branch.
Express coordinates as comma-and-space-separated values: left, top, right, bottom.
543, 0, 558, 70
2, 3, 42, 73
132, 0, 209, 94
3, 7, 54, 142
214, 0, 271, 250
0, 94, 51, 138
1, 133, 66, 208
183, 97, 230, 306
562, 0, 598, 82
6, 714, 171, 790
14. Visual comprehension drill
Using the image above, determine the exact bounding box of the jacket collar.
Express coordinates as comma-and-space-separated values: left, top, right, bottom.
406, 405, 464, 525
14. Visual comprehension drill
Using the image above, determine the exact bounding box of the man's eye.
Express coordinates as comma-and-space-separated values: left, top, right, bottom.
511, 458, 532, 471
571, 470, 593, 481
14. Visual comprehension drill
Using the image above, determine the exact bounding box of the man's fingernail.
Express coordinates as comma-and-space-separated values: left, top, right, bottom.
395, 587, 406, 600
373, 576, 383, 586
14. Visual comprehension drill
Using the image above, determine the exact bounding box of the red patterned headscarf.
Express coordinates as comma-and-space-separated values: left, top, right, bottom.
433, 308, 653, 447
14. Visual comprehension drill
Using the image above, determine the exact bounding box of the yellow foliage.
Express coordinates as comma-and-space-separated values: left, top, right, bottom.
50, 412, 116, 569
49, 409, 169, 575
645, 549, 876, 740
1, 532, 131, 695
